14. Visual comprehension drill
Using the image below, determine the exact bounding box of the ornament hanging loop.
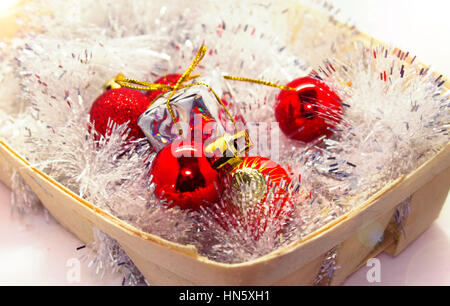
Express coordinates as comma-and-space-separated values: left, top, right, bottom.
109, 73, 173, 92
165, 45, 209, 136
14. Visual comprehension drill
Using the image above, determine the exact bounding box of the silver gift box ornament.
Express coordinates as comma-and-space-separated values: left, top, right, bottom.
138, 72, 246, 153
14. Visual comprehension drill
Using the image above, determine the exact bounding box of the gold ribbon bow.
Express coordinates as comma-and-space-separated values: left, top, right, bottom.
106, 45, 297, 136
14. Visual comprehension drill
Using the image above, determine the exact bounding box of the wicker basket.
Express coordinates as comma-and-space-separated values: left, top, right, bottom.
0, 1, 449, 286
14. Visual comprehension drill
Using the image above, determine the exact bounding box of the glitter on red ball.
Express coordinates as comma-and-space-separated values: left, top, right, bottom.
150, 141, 221, 210
146, 74, 182, 102
275, 77, 342, 143
90, 88, 151, 140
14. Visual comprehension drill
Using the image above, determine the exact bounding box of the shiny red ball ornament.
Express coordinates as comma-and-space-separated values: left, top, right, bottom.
229, 157, 293, 239
275, 77, 342, 143
146, 74, 182, 102
90, 88, 151, 140
150, 141, 221, 210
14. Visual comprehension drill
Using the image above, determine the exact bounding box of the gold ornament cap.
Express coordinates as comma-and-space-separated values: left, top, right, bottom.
104, 73, 125, 91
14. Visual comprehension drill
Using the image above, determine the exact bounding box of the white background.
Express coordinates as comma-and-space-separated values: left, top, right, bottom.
0, 0, 449, 286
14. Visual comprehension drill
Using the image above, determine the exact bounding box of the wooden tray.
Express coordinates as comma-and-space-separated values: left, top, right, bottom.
0, 1, 449, 286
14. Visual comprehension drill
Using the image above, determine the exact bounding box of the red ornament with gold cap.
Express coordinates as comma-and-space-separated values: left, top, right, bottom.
227, 156, 293, 240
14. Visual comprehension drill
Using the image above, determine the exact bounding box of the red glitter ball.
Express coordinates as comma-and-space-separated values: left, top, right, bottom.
146, 74, 182, 102
275, 77, 342, 143
150, 140, 221, 210
89, 88, 151, 140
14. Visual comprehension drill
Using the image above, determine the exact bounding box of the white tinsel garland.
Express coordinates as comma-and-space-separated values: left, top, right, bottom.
0, 0, 448, 283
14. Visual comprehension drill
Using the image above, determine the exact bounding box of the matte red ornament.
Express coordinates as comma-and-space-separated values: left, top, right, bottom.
150, 141, 221, 210
146, 74, 182, 102
90, 88, 151, 140
275, 77, 342, 143
229, 157, 293, 240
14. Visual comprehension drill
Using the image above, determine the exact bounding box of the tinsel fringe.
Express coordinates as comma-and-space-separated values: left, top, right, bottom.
0, 0, 447, 283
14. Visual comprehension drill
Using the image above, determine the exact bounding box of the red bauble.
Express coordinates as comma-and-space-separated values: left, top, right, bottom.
233, 157, 291, 205
150, 141, 221, 210
229, 157, 293, 239
90, 88, 151, 140
275, 77, 342, 143
146, 74, 182, 102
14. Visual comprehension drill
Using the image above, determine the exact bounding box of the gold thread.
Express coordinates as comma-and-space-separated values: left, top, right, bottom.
109, 46, 298, 136
116, 80, 172, 91
223, 75, 297, 91
165, 46, 209, 135
115, 74, 201, 91
190, 82, 237, 129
